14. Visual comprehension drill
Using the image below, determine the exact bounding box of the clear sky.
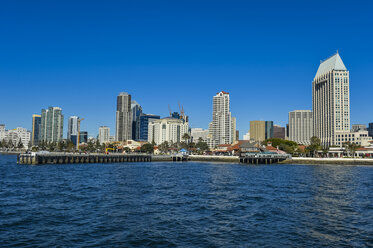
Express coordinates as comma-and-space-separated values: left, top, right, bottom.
1, 0, 372, 138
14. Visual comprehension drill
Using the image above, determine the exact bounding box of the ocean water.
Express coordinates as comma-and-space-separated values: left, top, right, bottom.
0, 154, 372, 247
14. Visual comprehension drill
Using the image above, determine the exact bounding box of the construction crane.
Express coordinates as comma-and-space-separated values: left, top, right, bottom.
168, 104, 172, 117
77, 118, 84, 149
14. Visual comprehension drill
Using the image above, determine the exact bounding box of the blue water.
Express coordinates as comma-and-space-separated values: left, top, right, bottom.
0, 155, 372, 247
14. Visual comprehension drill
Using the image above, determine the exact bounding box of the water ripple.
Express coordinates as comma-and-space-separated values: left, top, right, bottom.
0, 155, 372, 247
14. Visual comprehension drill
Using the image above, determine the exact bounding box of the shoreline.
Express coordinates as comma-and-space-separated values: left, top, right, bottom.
280, 157, 373, 166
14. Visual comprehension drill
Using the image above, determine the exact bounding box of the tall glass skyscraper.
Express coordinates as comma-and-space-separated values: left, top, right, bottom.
40, 107, 64, 142
139, 114, 160, 141
31, 114, 41, 145
131, 100, 142, 141
67, 116, 79, 141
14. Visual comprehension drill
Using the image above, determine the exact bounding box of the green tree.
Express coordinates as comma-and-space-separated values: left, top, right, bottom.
141, 143, 154, 154
182, 133, 191, 143
305, 136, 321, 157
159, 141, 170, 154
343, 142, 359, 157
196, 141, 209, 154
322, 146, 329, 158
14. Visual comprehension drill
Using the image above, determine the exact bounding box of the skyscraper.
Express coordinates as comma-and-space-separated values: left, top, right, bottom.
312, 52, 350, 146
148, 117, 189, 145
273, 125, 285, 139
40, 107, 64, 142
67, 116, 79, 141
131, 100, 142, 141
116, 92, 132, 141
208, 91, 233, 147
250, 121, 273, 142
98, 126, 110, 144
368, 123, 373, 138
139, 114, 160, 141
31, 114, 41, 145
288, 110, 313, 145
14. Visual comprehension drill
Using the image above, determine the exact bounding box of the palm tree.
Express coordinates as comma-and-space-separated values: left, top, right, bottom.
182, 133, 190, 144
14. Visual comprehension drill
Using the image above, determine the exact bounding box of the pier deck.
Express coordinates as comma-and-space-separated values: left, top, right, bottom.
18, 153, 152, 165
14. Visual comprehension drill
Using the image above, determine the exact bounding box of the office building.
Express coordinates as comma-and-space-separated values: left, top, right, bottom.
98, 126, 110, 144
31, 115, 41, 145
368, 123, 373, 138
139, 114, 160, 141
80, 131, 88, 144
67, 116, 79, 141
116, 92, 132, 141
191, 128, 209, 143
40, 107, 64, 142
148, 118, 189, 145
273, 125, 286, 139
288, 110, 313, 145
208, 91, 233, 147
313, 52, 350, 146
351, 124, 367, 132
232, 117, 237, 142
131, 101, 142, 141
250, 121, 273, 142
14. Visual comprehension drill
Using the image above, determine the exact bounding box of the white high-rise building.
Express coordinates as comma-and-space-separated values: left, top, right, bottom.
116, 92, 132, 141
288, 110, 313, 145
98, 126, 110, 144
67, 116, 79, 141
312, 52, 350, 146
208, 91, 233, 147
148, 118, 189, 145
243, 131, 250, 141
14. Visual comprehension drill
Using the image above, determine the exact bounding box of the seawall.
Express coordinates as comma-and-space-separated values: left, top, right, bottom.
281, 157, 373, 166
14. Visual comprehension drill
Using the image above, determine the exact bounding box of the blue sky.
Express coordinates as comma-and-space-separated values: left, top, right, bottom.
1, 0, 372, 138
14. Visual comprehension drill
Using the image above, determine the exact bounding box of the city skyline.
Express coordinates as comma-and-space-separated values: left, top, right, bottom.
1, 1, 373, 137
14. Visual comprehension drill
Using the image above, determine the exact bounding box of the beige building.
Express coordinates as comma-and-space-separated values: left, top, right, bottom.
312, 52, 350, 146
288, 110, 313, 145
250, 121, 265, 142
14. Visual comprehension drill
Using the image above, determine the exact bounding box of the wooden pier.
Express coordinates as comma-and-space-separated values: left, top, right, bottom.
18, 153, 152, 165
240, 153, 291, 164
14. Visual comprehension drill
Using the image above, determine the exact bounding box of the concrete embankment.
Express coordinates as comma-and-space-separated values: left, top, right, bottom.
281, 157, 373, 166
189, 155, 240, 163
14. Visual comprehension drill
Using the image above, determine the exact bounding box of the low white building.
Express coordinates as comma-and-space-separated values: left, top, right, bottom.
335, 130, 373, 147
191, 128, 209, 143
148, 118, 189, 145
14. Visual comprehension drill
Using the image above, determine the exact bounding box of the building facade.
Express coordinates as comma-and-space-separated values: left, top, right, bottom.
208, 91, 233, 147
139, 114, 160, 141
288, 110, 313, 145
250, 121, 273, 142
4, 127, 31, 148
351, 124, 367, 132
79, 131, 88, 144
98, 126, 110, 144
312, 53, 350, 146
0, 124, 5, 141
368, 123, 373, 138
40, 107, 64, 143
148, 117, 189, 145
116, 92, 132, 141
191, 128, 209, 143
273, 125, 286, 139
67, 116, 79, 141
31, 114, 41, 145
131, 100, 142, 141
